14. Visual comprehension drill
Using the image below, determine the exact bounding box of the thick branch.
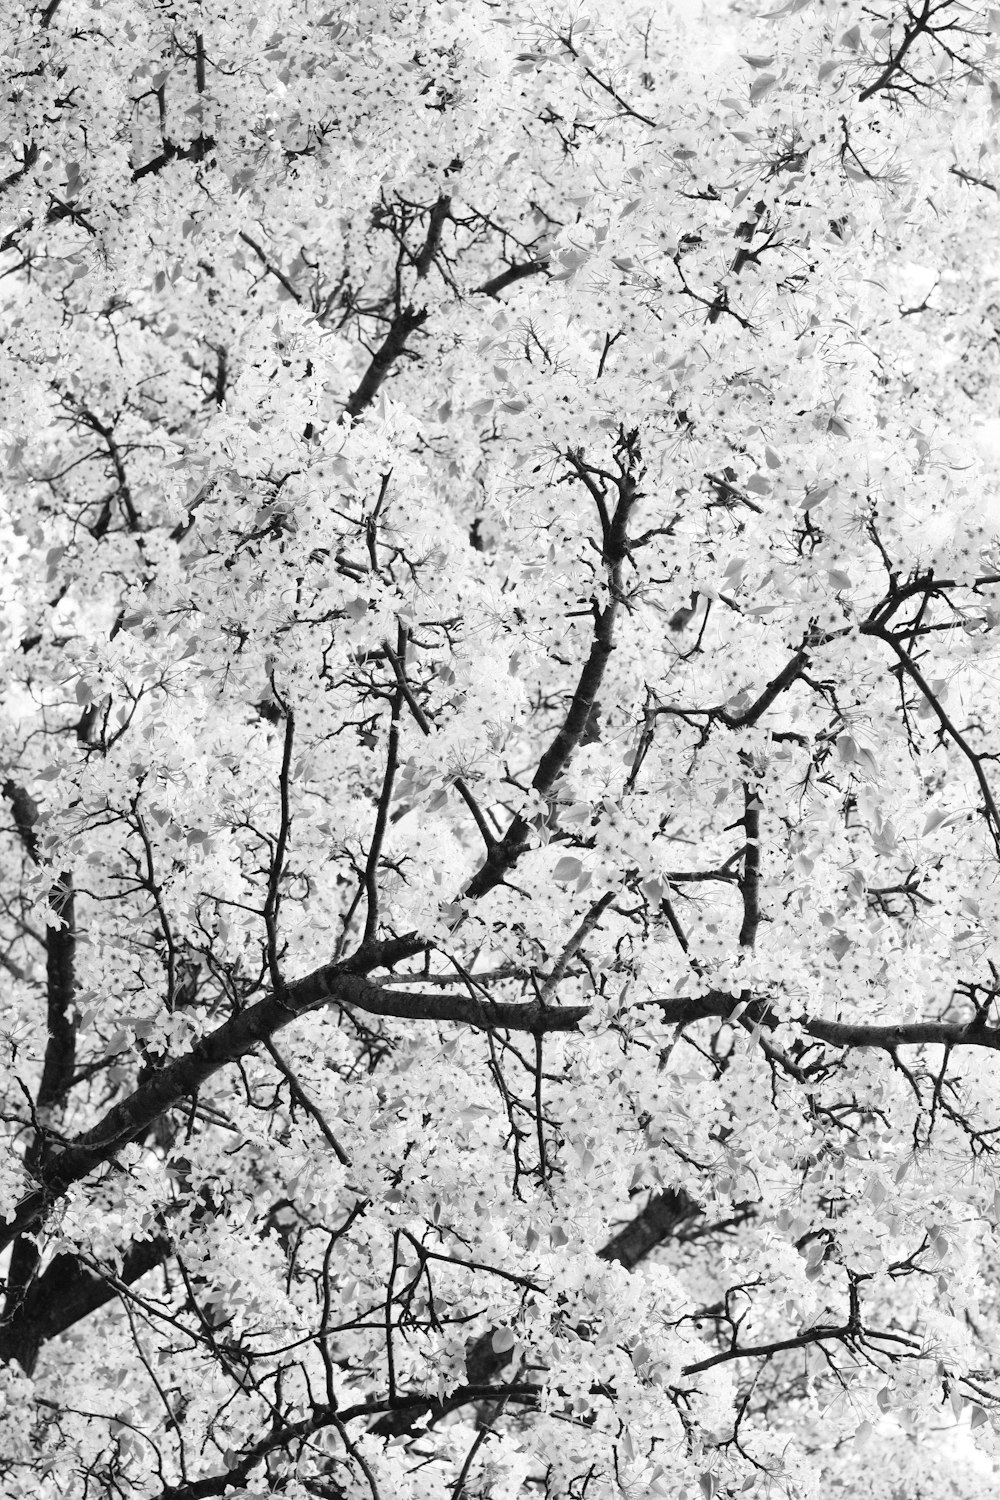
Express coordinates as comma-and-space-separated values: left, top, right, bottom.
131, 136, 216, 182
464, 445, 641, 901
655, 992, 1000, 1055
344, 197, 450, 418
2, 784, 77, 1352
0, 1238, 168, 1374
681, 1321, 852, 1376
476, 258, 550, 298
345, 306, 427, 418
413, 194, 450, 280
737, 786, 761, 950
0, 142, 39, 198
803, 1016, 1000, 1051
37, 870, 76, 1108
0, 959, 585, 1253
657, 648, 809, 732
857, 0, 933, 101
363, 636, 405, 941
3, 780, 40, 862
598, 1187, 702, 1271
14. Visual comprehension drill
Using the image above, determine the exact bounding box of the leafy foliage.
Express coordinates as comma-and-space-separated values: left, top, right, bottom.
2, 0, 1000, 1496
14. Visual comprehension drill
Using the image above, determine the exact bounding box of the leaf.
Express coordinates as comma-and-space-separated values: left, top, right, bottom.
760, 0, 811, 15
491, 1327, 515, 1353
800, 482, 835, 510
828, 932, 852, 961
553, 855, 583, 882
865, 1174, 887, 1207
749, 73, 778, 102
922, 807, 949, 835
855, 747, 880, 781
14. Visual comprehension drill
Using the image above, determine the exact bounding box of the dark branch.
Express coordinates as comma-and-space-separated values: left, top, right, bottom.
738, 786, 761, 950
0, 958, 585, 1253
345, 306, 427, 418
598, 1187, 702, 1271
476, 258, 550, 298
464, 439, 642, 900
238, 231, 303, 303
0, 1238, 168, 1374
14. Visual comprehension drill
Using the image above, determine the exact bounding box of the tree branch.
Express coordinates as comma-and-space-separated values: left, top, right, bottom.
654, 992, 1000, 1055
153, 1385, 541, 1500
737, 785, 762, 951
413, 194, 450, 280
0, 1237, 169, 1374
363, 629, 405, 941
866, 623, 1000, 856
464, 437, 642, 901
681, 1321, 853, 1376
238, 231, 304, 303
344, 197, 450, 418
0, 960, 585, 1253
476, 258, 550, 298
1, 782, 78, 1357
598, 1187, 702, 1271
656, 648, 810, 733
3, 780, 40, 862
345, 306, 428, 418
857, 0, 933, 101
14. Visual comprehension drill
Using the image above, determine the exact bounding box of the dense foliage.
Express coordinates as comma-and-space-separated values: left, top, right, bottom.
3, 0, 1000, 1495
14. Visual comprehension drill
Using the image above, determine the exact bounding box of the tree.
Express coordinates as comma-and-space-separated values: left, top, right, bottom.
1, 0, 1000, 1494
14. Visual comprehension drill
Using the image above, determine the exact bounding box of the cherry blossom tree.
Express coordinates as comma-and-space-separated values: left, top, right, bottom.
2, 0, 1000, 1496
